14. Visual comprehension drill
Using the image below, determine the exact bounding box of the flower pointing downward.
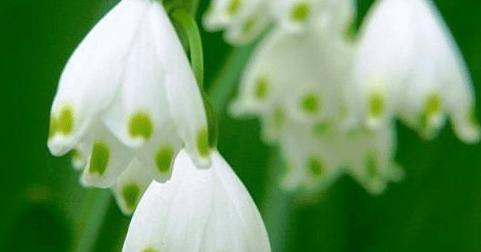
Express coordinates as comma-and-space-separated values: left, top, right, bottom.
47, 0, 211, 201
123, 150, 271, 252
350, 0, 480, 143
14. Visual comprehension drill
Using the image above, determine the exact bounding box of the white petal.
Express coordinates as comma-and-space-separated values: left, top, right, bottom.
135, 124, 182, 183
223, 8, 271, 45
112, 158, 154, 215
350, 0, 418, 129
123, 150, 271, 252
280, 122, 345, 192
48, 0, 149, 156
71, 141, 92, 170
80, 125, 133, 188
103, 3, 171, 149
342, 126, 403, 195
149, 2, 212, 167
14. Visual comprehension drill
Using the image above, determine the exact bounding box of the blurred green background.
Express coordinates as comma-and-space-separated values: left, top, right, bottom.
1, 0, 481, 251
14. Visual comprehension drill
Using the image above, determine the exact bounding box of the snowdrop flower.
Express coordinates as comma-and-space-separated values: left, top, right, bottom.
123, 150, 271, 252
231, 18, 354, 143
274, 0, 355, 35
48, 0, 211, 192
203, 0, 271, 44
280, 121, 402, 194
350, 0, 480, 143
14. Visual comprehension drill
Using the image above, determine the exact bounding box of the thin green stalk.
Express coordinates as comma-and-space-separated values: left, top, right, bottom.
73, 190, 111, 252
262, 148, 292, 252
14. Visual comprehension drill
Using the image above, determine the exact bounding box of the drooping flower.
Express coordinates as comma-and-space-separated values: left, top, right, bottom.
47, 0, 211, 207
123, 150, 271, 252
203, 0, 355, 44
203, 0, 271, 44
349, 0, 480, 143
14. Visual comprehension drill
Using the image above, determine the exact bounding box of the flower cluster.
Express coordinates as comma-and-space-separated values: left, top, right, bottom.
48, 0, 270, 250
223, 0, 480, 194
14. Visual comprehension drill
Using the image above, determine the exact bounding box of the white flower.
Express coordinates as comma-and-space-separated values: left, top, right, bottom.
274, 0, 355, 35
122, 150, 271, 252
350, 0, 480, 143
280, 121, 402, 194
203, 0, 271, 44
47, 0, 212, 190
231, 17, 354, 143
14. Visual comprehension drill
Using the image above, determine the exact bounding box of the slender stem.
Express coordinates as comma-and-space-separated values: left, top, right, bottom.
73, 190, 111, 252
171, 9, 204, 87
262, 148, 292, 252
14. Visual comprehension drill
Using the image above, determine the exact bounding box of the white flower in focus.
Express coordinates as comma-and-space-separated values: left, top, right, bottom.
123, 150, 271, 252
350, 0, 480, 143
203, 0, 271, 44
48, 0, 211, 195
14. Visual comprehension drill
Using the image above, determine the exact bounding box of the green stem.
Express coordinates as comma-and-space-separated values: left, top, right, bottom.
262, 148, 292, 252
73, 190, 111, 252
171, 9, 204, 87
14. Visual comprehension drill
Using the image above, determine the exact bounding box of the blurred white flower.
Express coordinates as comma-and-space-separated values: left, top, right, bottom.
203, 0, 355, 44
47, 0, 211, 204
349, 0, 480, 143
123, 150, 271, 252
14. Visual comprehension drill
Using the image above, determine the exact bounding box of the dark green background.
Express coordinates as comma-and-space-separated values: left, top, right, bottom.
1, 0, 481, 251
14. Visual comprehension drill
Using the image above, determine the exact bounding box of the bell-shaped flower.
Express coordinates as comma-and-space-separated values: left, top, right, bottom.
350, 0, 480, 143
122, 150, 271, 252
48, 0, 211, 191
274, 0, 355, 35
203, 0, 271, 44
231, 19, 354, 143
280, 121, 402, 194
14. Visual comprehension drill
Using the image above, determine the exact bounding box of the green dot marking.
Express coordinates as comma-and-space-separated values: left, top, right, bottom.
254, 77, 269, 100
308, 157, 324, 177
155, 146, 174, 173
142, 248, 157, 252
366, 156, 379, 179
243, 18, 256, 34
301, 94, 320, 114
89, 142, 110, 175
227, 0, 241, 15
58, 106, 74, 135
122, 183, 140, 210
420, 93, 442, 129
197, 128, 210, 158
313, 122, 329, 136
368, 90, 384, 118
273, 107, 285, 128
48, 116, 58, 139
128, 112, 153, 140
71, 149, 81, 161
290, 2, 310, 23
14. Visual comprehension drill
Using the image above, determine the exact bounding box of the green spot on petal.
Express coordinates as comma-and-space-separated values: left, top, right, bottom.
254, 77, 269, 100
142, 248, 157, 252
273, 107, 285, 128
290, 2, 310, 23
58, 106, 74, 135
122, 183, 140, 210
301, 94, 320, 114
155, 146, 174, 173
420, 93, 442, 130
366, 156, 379, 179
242, 18, 256, 34
368, 90, 384, 118
48, 116, 58, 139
89, 142, 110, 175
71, 149, 81, 161
307, 157, 324, 177
313, 122, 329, 136
227, 0, 241, 15
129, 112, 153, 140
197, 128, 210, 158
